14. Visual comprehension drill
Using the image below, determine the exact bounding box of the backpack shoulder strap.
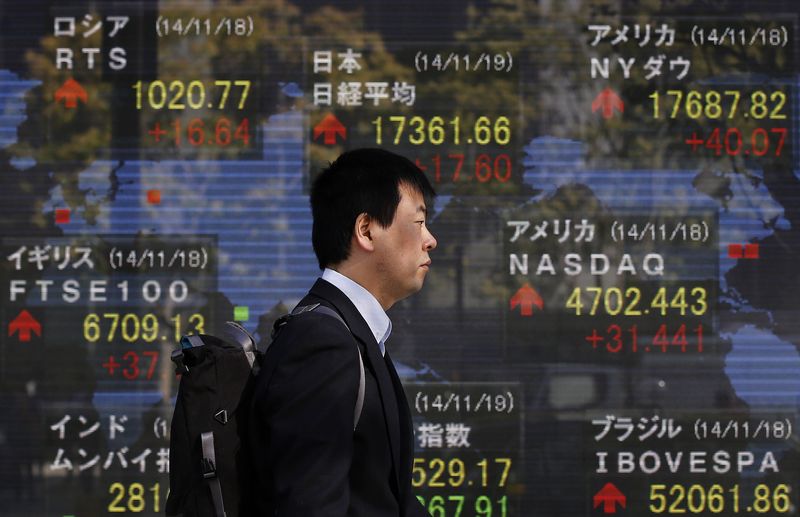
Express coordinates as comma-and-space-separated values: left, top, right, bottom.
222, 321, 258, 372
291, 303, 366, 431
200, 432, 226, 517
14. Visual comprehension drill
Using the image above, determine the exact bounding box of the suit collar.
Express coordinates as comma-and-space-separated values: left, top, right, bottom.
309, 278, 377, 349
321, 268, 391, 355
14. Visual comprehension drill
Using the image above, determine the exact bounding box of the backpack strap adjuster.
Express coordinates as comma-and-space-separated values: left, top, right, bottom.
292, 303, 320, 315
201, 457, 217, 480
270, 315, 290, 340
270, 303, 325, 340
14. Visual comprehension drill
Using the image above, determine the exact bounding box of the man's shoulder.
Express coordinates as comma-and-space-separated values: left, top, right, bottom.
274, 300, 353, 349
254, 300, 358, 391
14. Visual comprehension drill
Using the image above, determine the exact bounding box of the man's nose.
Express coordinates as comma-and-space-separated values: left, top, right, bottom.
424, 228, 437, 251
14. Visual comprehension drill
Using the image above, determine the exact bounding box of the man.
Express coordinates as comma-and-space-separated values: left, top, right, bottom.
249, 148, 437, 516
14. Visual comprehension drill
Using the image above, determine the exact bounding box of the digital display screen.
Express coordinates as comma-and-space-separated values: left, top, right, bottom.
1, 1, 798, 515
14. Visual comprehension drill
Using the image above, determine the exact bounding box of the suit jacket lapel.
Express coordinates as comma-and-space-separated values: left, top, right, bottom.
384, 350, 414, 503
308, 279, 403, 491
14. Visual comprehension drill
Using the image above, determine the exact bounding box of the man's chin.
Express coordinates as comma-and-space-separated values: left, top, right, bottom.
405, 277, 426, 297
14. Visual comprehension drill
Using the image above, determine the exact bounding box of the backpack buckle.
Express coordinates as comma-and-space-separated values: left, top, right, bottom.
201, 457, 217, 480
171, 349, 188, 374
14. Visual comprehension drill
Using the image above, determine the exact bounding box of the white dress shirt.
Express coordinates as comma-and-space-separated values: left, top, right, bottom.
321, 268, 391, 356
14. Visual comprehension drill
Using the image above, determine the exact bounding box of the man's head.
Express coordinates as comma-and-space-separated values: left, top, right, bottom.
311, 148, 438, 309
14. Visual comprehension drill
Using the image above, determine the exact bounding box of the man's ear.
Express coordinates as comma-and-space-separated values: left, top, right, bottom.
353, 212, 375, 252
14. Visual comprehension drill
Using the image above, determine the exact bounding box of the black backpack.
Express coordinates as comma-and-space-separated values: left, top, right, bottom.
165, 303, 365, 517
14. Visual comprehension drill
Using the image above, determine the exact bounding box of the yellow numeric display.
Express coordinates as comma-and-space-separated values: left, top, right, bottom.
108, 482, 163, 513
416, 494, 508, 517
566, 286, 707, 316
372, 116, 511, 146
83, 312, 205, 343
412, 457, 511, 488
650, 89, 787, 120
132, 80, 251, 110
650, 484, 790, 514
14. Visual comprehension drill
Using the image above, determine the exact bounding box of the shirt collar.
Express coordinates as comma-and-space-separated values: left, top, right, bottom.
321, 268, 392, 356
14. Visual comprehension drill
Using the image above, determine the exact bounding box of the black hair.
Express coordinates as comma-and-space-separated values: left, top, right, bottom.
310, 148, 436, 269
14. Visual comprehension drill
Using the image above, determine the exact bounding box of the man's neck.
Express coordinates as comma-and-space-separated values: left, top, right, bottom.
330, 262, 393, 310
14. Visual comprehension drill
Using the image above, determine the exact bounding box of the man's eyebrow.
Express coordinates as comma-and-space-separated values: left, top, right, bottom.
417, 205, 427, 216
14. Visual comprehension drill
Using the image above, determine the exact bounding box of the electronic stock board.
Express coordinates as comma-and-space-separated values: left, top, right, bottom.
1, 0, 799, 515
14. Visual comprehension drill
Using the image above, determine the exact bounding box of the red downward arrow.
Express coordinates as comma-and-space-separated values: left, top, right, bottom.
8, 310, 41, 342
592, 88, 624, 119
509, 283, 543, 316
593, 482, 626, 514
54, 78, 88, 109
313, 113, 347, 145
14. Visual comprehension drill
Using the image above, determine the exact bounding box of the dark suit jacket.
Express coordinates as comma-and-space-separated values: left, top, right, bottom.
248, 278, 429, 517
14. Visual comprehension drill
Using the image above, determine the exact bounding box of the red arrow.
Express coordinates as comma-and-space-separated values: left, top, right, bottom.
8, 310, 41, 342
593, 483, 626, 514
54, 78, 88, 109
313, 113, 346, 145
509, 283, 543, 316
592, 88, 624, 119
